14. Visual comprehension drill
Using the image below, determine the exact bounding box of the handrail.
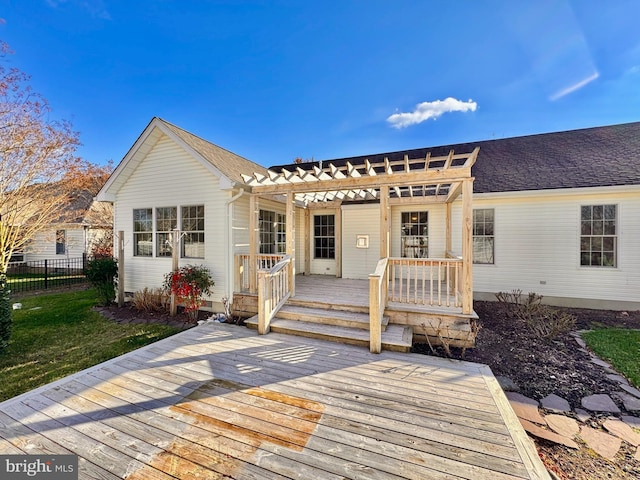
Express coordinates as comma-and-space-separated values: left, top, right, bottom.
257, 254, 291, 334
388, 256, 462, 308
235, 254, 284, 292
368, 257, 389, 354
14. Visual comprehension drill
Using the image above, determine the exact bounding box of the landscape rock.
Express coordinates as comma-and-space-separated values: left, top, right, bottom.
615, 392, 640, 412
574, 408, 591, 423
606, 373, 629, 385
519, 418, 578, 449
540, 393, 571, 413
622, 415, 640, 429
603, 418, 640, 446
506, 392, 545, 424
581, 394, 621, 413
636, 446, 640, 462
590, 357, 613, 369
496, 376, 519, 392
620, 383, 640, 399
546, 414, 579, 437
572, 335, 586, 348
579, 426, 622, 460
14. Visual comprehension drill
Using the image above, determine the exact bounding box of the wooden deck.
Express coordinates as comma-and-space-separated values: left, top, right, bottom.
0, 324, 549, 479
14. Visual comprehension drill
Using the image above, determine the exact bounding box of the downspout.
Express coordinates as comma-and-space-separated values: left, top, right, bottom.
225, 188, 246, 305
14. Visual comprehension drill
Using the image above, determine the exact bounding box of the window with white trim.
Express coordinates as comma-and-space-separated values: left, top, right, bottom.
473, 209, 494, 264
314, 214, 335, 259
259, 209, 286, 254
181, 205, 205, 258
156, 207, 177, 257
132, 206, 204, 258
580, 204, 617, 267
133, 208, 153, 256
401, 211, 428, 258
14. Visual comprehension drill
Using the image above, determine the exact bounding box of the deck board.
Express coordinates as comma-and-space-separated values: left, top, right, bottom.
0, 324, 549, 480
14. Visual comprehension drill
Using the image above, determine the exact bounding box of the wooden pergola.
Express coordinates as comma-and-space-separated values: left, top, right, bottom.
242, 147, 480, 319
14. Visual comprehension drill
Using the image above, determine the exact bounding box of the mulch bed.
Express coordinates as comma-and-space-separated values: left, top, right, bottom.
414, 301, 640, 480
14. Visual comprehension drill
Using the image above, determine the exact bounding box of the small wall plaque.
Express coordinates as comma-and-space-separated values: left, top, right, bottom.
356, 235, 369, 249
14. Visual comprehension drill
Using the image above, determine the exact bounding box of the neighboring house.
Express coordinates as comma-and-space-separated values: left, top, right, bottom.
22, 190, 112, 263
97, 118, 640, 350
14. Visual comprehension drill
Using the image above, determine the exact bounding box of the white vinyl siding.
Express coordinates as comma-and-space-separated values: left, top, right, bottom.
26, 227, 86, 260
113, 134, 227, 305
341, 204, 380, 279
452, 188, 640, 307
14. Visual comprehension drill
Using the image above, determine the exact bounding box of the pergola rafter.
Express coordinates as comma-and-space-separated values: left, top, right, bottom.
244, 146, 479, 317
242, 147, 479, 205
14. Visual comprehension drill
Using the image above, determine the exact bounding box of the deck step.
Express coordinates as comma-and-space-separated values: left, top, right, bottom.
245, 317, 412, 353
276, 304, 389, 331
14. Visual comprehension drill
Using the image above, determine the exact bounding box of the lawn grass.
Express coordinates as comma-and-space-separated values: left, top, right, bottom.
582, 328, 640, 388
0, 288, 183, 402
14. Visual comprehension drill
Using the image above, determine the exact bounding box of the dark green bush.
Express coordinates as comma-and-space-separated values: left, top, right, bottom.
85, 257, 118, 306
0, 274, 11, 353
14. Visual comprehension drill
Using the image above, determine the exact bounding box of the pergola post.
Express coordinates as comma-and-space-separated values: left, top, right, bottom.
286, 193, 296, 296
249, 194, 258, 293
335, 205, 342, 278
461, 178, 474, 314
304, 209, 311, 275
379, 185, 390, 258
445, 202, 452, 254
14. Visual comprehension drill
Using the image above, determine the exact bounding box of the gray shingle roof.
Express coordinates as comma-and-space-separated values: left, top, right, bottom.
158, 118, 267, 184
269, 122, 640, 194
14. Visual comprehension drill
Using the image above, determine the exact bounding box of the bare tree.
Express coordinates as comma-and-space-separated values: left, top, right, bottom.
0, 40, 82, 274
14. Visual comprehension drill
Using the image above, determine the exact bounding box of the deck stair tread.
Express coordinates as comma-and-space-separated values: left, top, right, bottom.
276, 304, 389, 331
245, 316, 412, 353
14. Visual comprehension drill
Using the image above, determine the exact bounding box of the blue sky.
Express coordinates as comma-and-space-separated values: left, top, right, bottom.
1, 1, 639, 167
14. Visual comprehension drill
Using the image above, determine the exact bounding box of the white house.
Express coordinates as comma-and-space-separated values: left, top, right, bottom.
18, 190, 112, 264
97, 118, 640, 351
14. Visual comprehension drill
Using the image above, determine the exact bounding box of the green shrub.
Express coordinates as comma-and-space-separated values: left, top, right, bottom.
85, 257, 118, 306
0, 274, 11, 353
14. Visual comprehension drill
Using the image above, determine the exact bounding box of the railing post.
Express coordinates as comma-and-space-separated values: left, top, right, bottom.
44, 259, 48, 290
257, 270, 269, 334
369, 276, 382, 354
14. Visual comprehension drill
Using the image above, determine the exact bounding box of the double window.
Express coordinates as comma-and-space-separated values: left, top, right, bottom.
133, 205, 204, 258
259, 210, 286, 254
473, 209, 494, 264
580, 205, 616, 267
401, 211, 428, 258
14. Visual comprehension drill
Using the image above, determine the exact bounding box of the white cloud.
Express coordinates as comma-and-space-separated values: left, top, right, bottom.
387, 97, 477, 129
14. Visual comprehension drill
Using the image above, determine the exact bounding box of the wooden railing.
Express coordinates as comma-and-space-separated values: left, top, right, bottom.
369, 257, 389, 354
235, 254, 284, 292
388, 256, 462, 308
257, 255, 291, 335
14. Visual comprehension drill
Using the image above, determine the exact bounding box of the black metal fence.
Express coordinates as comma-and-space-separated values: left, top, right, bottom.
6, 255, 88, 293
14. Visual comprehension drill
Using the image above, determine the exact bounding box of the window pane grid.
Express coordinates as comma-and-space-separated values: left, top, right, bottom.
401, 211, 428, 258
156, 207, 177, 257
314, 215, 335, 259
580, 205, 617, 267
133, 208, 153, 256
473, 209, 494, 264
181, 205, 205, 258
